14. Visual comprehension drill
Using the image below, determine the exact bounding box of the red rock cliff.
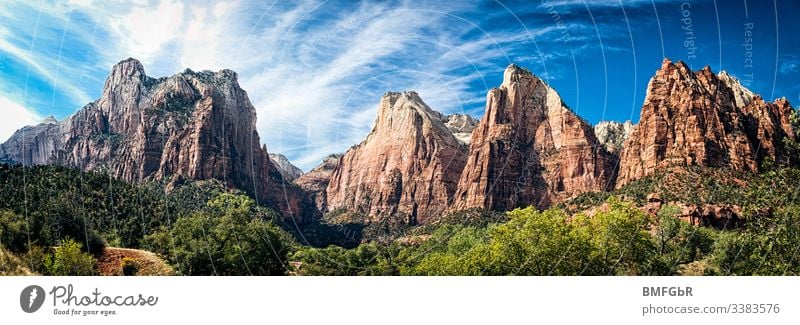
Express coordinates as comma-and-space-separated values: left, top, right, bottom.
616, 58, 797, 188
0, 58, 311, 222
451, 64, 616, 211
325, 91, 468, 223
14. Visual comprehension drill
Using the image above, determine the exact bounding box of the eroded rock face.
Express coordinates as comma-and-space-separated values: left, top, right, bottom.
269, 153, 303, 182
594, 120, 634, 153
0, 58, 311, 222
452, 64, 616, 212
325, 91, 468, 223
441, 114, 479, 144
294, 154, 341, 213
616, 59, 798, 188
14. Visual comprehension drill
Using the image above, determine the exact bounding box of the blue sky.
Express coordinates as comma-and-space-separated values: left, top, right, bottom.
1, 0, 799, 170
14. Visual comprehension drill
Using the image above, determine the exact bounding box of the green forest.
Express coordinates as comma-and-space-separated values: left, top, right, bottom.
1, 164, 799, 276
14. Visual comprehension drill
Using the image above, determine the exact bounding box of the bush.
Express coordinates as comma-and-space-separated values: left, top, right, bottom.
121, 257, 139, 276
49, 238, 96, 276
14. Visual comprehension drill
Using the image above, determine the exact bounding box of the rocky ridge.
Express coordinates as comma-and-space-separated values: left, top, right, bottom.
294, 154, 342, 213
0, 58, 311, 222
616, 58, 797, 188
451, 64, 617, 212
594, 120, 634, 153
325, 91, 468, 223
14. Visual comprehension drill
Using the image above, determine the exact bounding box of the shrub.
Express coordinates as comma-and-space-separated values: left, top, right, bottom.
121, 257, 139, 276
50, 238, 96, 276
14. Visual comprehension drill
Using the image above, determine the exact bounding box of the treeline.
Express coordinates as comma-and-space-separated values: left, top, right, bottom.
0, 164, 297, 275
2, 164, 800, 276
291, 167, 800, 276
292, 199, 800, 275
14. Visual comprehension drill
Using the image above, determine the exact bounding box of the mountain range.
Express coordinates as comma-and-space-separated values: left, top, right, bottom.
1, 57, 797, 226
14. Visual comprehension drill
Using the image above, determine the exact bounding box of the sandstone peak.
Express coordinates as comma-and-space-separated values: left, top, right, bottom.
502, 63, 535, 86
110, 57, 146, 81
616, 62, 797, 188
717, 70, 755, 108
294, 154, 342, 213
453, 63, 616, 212
1, 59, 313, 222
42, 115, 58, 125
326, 91, 467, 223
269, 153, 303, 182
594, 120, 634, 153
441, 113, 478, 144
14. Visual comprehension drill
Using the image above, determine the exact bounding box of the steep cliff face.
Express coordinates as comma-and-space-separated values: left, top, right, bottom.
269, 153, 303, 181
616, 59, 798, 188
294, 154, 341, 213
325, 91, 468, 223
0, 58, 311, 222
594, 120, 634, 154
452, 64, 616, 211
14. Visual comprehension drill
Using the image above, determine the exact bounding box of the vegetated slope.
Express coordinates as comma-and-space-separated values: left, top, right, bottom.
0, 245, 34, 275
0, 164, 300, 276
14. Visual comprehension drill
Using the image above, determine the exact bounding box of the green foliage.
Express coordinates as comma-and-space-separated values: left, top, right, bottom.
711, 205, 800, 275
151, 193, 296, 275
401, 198, 658, 275
575, 199, 656, 275
49, 238, 96, 276
291, 243, 402, 276
121, 257, 139, 276
650, 205, 716, 275
0, 210, 28, 253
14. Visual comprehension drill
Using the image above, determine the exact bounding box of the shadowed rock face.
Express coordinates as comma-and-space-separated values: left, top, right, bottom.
616, 58, 798, 188
451, 64, 617, 212
325, 91, 468, 224
0, 58, 312, 223
294, 154, 342, 213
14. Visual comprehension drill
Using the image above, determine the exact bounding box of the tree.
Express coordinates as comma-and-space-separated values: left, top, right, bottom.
0, 210, 28, 253
50, 238, 96, 276
574, 198, 656, 275
167, 193, 295, 275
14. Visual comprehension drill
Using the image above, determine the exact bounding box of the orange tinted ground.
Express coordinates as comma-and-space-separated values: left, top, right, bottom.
96, 247, 175, 276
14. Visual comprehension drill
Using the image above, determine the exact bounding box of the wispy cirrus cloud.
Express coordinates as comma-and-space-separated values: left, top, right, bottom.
0, 0, 619, 170
5, 0, 787, 172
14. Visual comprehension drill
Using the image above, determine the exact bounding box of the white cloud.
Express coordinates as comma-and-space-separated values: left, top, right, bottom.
0, 96, 41, 142
0, 0, 583, 171
107, 0, 186, 62
0, 38, 92, 105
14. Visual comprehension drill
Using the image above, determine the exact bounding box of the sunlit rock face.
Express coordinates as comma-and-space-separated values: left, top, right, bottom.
616, 58, 797, 188
451, 64, 617, 212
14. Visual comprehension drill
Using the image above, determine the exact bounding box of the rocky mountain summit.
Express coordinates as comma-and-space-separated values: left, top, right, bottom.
325, 91, 468, 223
269, 153, 303, 181
616, 58, 797, 188
451, 64, 617, 211
594, 120, 634, 153
0, 58, 311, 222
